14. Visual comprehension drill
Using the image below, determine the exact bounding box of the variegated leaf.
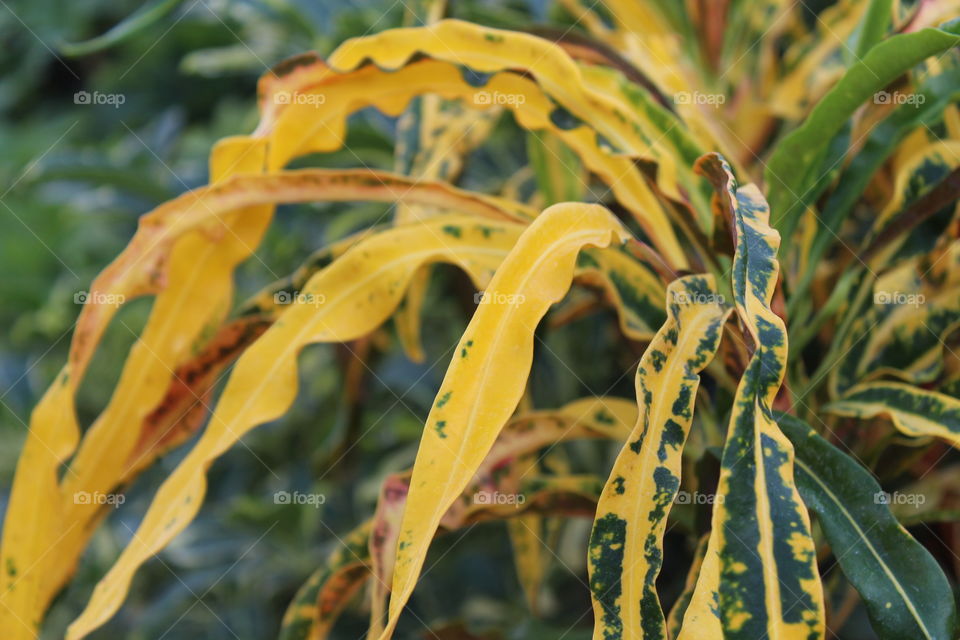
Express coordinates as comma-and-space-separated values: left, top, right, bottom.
588, 274, 730, 640
679, 154, 824, 640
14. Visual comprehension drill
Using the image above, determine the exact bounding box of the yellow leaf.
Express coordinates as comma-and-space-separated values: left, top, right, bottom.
375, 202, 630, 639
65, 216, 525, 639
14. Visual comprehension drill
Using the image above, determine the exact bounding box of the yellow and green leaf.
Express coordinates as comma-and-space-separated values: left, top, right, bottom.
587, 274, 730, 640
826, 381, 960, 448
679, 154, 824, 640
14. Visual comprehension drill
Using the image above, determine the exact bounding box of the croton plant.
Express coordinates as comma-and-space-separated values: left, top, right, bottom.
4, 0, 960, 639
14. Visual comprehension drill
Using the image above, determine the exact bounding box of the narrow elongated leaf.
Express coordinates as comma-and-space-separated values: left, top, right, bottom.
371, 393, 635, 639
588, 274, 730, 640
41, 168, 527, 611
260, 55, 687, 267
66, 216, 525, 639
680, 154, 824, 640
325, 20, 687, 265
766, 19, 960, 234
374, 203, 630, 640
0, 138, 273, 638
826, 382, 960, 447
296, 393, 630, 640
778, 412, 958, 640
123, 315, 271, 481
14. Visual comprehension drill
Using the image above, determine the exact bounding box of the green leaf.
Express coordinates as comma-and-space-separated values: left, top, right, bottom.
60, 0, 188, 57
766, 19, 960, 235
778, 412, 958, 640
788, 64, 960, 308
850, 0, 894, 60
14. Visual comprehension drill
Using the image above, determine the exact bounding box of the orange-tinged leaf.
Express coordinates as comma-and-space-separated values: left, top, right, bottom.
66, 216, 524, 638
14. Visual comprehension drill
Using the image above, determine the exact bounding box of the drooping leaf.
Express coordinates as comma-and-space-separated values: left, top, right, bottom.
326, 20, 688, 266
66, 216, 526, 638
39, 167, 526, 611
299, 392, 631, 640
373, 203, 630, 640
0, 137, 273, 638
